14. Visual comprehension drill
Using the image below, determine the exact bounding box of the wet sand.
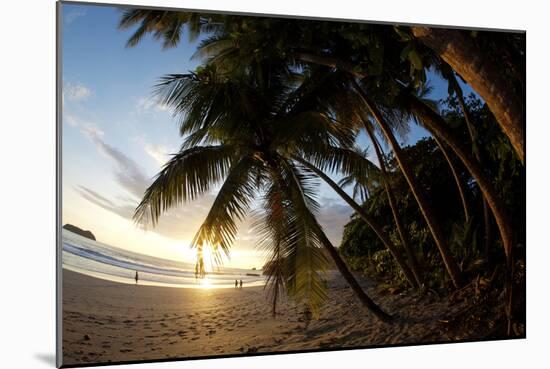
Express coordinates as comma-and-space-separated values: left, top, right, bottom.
62, 269, 483, 366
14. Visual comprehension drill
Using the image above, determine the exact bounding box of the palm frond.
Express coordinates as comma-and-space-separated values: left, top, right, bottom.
300, 145, 380, 180
278, 159, 329, 316
133, 145, 237, 226
192, 154, 260, 276
192, 36, 237, 61
253, 178, 291, 316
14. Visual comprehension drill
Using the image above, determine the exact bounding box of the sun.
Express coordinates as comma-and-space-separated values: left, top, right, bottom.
199, 277, 212, 289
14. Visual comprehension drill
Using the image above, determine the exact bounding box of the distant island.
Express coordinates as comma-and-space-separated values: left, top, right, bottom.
63, 224, 96, 241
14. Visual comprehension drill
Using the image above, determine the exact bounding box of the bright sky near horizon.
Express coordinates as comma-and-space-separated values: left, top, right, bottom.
61, 2, 468, 269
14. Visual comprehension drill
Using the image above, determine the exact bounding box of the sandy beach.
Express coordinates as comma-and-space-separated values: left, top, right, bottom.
61, 268, 500, 366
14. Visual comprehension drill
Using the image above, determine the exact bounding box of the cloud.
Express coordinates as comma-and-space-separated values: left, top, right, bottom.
64, 111, 79, 127
76, 184, 217, 241
66, 114, 217, 241
63, 111, 147, 200
66, 110, 352, 247
144, 143, 171, 166
136, 96, 170, 114
82, 126, 149, 200
64, 82, 92, 102
316, 197, 354, 246
65, 9, 86, 24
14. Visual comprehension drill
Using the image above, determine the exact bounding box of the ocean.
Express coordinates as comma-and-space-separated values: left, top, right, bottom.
61, 229, 266, 289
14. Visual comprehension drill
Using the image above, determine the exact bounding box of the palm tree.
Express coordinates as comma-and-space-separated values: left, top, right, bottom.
189, 32, 463, 287
122, 15, 524, 330
118, 9, 221, 48
255, 41, 513, 287
400, 93, 514, 267
119, 11, 524, 165
351, 81, 463, 288
134, 66, 393, 322
363, 123, 424, 286
433, 136, 470, 222
438, 64, 492, 258
122, 13, 426, 291
172, 24, 465, 288
410, 27, 524, 164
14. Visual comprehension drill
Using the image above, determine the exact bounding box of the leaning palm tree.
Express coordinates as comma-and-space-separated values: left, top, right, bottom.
187, 61, 421, 289
410, 27, 524, 163
116, 14, 473, 288
134, 65, 393, 322
169, 24, 464, 289
362, 123, 424, 286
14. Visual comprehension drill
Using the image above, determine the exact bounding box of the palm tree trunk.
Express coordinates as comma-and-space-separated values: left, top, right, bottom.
483, 198, 492, 262
433, 137, 470, 222
268, 156, 393, 323
448, 72, 477, 144
316, 226, 394, 323
294, 156, 419, 289
411, 27, 524, 164
352, 81, 463, 289
449, 75, 494, 263
364, 124, 424, 287
405, 92, 518, 334
403, 93, 514, 268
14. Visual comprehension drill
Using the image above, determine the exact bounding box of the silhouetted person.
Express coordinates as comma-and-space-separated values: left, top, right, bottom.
239, 279, 243, 289
135, 270, 139, 284
235, 279, 238, 288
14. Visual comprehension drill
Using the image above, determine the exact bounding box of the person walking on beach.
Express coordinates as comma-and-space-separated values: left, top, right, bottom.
235, 279, 238, 288
135, 270, 139, 284
239, 279, 243, 289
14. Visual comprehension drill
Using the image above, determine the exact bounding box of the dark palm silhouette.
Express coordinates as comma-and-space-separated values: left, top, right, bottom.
120, 11, 523, 331
133, 65, 392, 321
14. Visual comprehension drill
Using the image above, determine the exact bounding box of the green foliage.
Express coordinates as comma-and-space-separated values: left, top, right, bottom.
339, 96, 525, 290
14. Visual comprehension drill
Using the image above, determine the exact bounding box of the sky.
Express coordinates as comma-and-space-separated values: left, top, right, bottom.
61, 2, 466, 270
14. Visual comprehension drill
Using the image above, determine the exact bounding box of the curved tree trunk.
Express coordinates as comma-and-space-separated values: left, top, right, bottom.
448, 71, 477, 146
364, 124, 424, 287
411, 27, 524, 164
268, 157, 393, 323
433, 137, 470, 222
403, 93, 514, 268
294, 156, 419, 289
483, 198, 492, 262
352, 81, 463, 289
449, 73, 494, 263
315, 225, 394, 323
405, 92, 517, 334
